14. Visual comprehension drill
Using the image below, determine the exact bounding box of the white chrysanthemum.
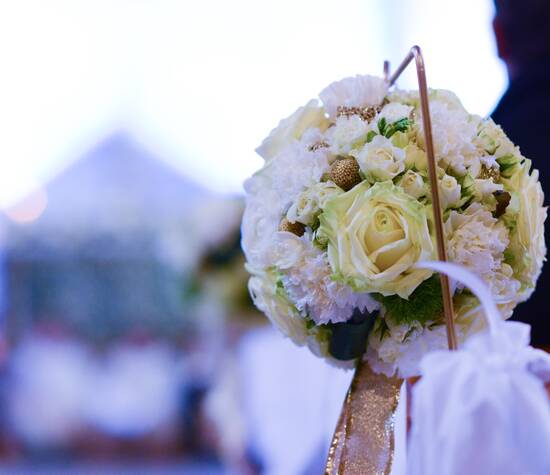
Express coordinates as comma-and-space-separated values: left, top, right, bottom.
319, 74, 388, 119
476, 118, 519, 159
256, 99, 330, 161
502, 160, 547, 300
242, 131, 331, 268
418, 100, 481, 176
248, 267, 308, 345
273, 232, 380, 324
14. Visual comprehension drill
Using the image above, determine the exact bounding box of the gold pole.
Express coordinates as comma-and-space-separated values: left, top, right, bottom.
387, 46, 457, 350
325, 46, 459, 475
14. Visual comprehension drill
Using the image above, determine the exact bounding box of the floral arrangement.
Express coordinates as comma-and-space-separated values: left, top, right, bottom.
241, 74, 546, 377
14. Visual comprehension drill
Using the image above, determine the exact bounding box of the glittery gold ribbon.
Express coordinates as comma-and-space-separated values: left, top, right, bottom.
325, 361, 403, 475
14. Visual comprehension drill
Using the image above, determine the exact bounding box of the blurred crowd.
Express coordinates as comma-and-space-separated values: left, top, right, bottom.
0, 135, 268, 472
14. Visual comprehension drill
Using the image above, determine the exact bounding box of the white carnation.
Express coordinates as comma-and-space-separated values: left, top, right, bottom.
418, 100, 481, 176
366, 318, 467, 378
490, 263, 521, 306
446, 204, 508, 274
242, 133, 331, 268
273, 232, 379, 324
319, 74, 388, 119
445, 204, 512, 291
328, 115, 369, 155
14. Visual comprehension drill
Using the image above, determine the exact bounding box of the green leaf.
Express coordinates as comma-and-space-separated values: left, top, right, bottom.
373, 274, 443, 326
366, 130, 378, 143
385, 118, 410, 138
377, 117, 388, 136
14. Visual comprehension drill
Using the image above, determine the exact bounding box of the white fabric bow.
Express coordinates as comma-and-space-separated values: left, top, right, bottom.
407, 261, 550, 475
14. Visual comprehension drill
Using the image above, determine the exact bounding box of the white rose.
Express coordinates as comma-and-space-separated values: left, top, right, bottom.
319, 74, 388, 119
286, 181, 343, 226
319, 181, 434, 298
256, 99, 330, 161
440, 174, 461, 209
352, 135, 406, 182
398, 170, 426, 199
329, 115, 369, 155
405, 144, 428, 171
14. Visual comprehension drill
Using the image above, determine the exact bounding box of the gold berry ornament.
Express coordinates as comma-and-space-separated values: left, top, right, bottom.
330, 157, 362, 191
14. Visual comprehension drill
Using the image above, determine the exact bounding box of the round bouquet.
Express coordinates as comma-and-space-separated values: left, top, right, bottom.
242, 74, 546, 377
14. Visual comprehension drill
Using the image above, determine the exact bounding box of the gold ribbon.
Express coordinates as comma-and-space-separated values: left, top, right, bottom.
325, 361, 403, 475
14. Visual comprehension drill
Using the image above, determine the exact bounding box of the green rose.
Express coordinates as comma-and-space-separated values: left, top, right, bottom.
318, 181, 434, 298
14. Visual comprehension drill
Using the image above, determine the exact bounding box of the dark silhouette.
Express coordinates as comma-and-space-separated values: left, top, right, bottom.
492, 0, 550, 346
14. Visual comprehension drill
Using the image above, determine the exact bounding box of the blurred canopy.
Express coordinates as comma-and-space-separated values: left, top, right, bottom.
2, 133, 209, 342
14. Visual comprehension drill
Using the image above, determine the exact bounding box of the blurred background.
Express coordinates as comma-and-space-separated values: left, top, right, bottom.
0, 0, 505, 474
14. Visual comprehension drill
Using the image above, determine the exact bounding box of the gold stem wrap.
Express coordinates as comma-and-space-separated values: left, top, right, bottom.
325, 361, 403, 475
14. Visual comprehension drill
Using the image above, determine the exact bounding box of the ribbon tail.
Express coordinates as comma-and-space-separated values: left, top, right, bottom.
325, 361, 403, 475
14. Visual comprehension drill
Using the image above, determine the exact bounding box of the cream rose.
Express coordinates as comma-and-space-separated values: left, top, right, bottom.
440, 174, 461, 209
318, 181, 434, 298
352, 135, 406, 182
405, 143, 428, 171
286, 182, 343, 226
398, 170, 426, 199
256, 99, 330, 161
